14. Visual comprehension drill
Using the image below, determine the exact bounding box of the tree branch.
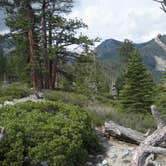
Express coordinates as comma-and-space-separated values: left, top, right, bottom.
151, 105, 165, 129
145, 146, 166, 154
0, 126, 6, 142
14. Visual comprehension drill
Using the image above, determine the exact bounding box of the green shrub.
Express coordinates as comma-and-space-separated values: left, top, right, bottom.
109, 109, 156, 133
44, 91, 89, 106
87, 104, 157, 132
0, 83, 32, 104
0, 101, 100, 166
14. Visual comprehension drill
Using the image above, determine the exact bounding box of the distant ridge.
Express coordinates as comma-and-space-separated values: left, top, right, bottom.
96, 34, 166, 81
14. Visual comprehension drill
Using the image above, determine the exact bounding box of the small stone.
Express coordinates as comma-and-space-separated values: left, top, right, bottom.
107, 152, 117, 160
40, 161, 48, 166
4, 101, 14, 106
121, 149, 131, 159
96, 163, 102, 166
102, 159, 109, 166
89, 154, 95, 159
97, 154, 104, 160
86, 162, 93, 166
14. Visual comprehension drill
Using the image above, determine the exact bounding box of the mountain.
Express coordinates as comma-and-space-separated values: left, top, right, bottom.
96, 35, 166, 81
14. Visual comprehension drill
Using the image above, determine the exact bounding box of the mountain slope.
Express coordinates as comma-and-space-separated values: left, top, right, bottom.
96, 35, 166, 80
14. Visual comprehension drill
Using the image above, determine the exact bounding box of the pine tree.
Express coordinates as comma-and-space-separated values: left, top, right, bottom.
155, 71, 166, 108
0, 0, 97, 91
116, 39, 136, 95
119, 39, 135, 63
120, 50, 155, 113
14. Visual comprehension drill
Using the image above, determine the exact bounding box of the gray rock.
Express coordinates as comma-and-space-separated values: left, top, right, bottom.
4, 100, 14, 106
40, 161, 48, 166
88, 154, 95, 159
96, 163, 102, 166
86, 162, 93, 166
107, 152, 117, 160
97, 154, 104, 160
121, 149, 131, 159
102, 159, 109, 166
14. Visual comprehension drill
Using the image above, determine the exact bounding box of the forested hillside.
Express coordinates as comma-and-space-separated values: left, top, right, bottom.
96, 35, 166, 81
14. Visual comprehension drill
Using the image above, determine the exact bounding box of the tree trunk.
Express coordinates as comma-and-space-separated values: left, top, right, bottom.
132, 105, 166, 166
104, 121, 146, 144
48, 13, 57, 90
50, 60, 57, 90
26, 2, 38, 93
41, 0, 49, 89
0, 127, 6, 142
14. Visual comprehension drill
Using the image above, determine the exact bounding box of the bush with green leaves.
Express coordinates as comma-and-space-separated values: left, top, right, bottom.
44, 91, 89, 106
0, 101, 100, 166
0, 83, 32, 104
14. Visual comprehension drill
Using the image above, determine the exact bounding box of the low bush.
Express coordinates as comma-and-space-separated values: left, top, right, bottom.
44, 91, 89, 106
0, 101, 100, 166
87, 104, 157, 132
0, 83, 32, 104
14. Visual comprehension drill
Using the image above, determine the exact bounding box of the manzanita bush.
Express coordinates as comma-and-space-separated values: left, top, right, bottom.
0, 101, 100, 166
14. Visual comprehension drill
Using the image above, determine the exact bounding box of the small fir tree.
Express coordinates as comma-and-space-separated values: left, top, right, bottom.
120, 50, 155, 112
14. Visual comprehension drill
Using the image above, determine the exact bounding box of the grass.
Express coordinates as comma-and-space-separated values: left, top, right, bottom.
86, 102, 157, 133
0, 83, 32, 104
44, 90, 161, 133
44, 90, 89, 106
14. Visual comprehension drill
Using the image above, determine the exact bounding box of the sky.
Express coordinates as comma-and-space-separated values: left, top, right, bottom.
0, 0, 166, 43
68, 0, 166, 43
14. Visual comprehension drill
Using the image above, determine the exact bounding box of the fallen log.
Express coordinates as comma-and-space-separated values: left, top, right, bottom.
104, 121, 146, 144
132, 105, 166, 166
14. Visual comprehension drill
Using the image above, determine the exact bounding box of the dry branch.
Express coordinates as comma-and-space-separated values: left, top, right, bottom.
104, 121, 146, 144
0, 126, 6, 142
132, 105, 166, 166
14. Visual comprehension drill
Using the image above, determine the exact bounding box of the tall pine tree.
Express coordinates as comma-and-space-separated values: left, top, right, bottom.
0, 0, 97, 91
120, 50, 155, 112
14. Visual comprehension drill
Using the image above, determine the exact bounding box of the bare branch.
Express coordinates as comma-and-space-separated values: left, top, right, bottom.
151, 105, 165, 129
154, 0, 166, 12
0, 126, 6, 142
145, 146, 166, 154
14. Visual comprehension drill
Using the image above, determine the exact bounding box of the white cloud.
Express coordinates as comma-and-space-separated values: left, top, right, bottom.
69, 0, 166, 43
0, 0, 166, 43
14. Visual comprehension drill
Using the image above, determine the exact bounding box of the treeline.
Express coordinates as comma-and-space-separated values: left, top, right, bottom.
0, 0, 100, 92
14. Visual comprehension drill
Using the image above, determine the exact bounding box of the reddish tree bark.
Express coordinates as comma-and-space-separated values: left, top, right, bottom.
26, 2, 38, 93
48, 13, 57, 90
41, 0, 49, 89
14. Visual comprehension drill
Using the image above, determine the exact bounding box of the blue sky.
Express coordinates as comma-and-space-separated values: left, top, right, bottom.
0, 0, 166, 43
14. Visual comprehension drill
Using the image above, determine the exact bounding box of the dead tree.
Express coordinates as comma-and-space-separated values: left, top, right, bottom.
104, 121, 146, 144
154, 0, 166, 12
132, 105, 166, 166
0, 126, 6, 142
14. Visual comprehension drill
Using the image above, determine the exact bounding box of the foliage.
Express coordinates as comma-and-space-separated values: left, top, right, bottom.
87, 103, 157, 132
73, 59, 110, 98
0, 101, 100, 166
119, 39, 136, 63
0, 0, 97, 90
96, 36, 166, 82
155, 71, 166, 110
119, 50, 155, 113
44, 90, 89, 106
0, 44, 6, 81
0, 83, 32, 104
